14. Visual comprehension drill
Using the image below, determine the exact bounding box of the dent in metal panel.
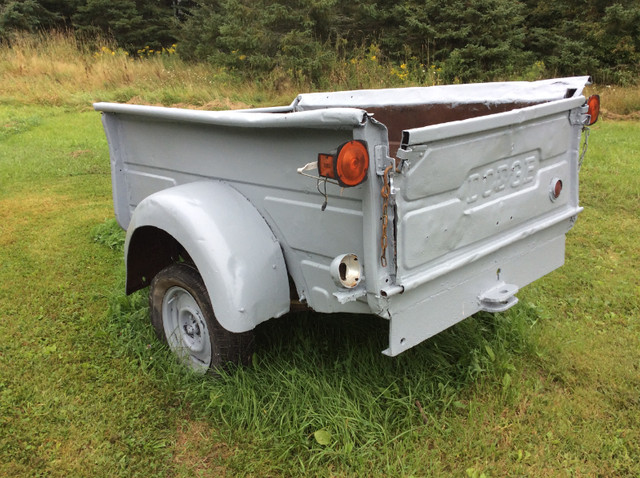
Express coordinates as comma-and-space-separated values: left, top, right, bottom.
391, 205, 580, 295
398, 175, 575, 275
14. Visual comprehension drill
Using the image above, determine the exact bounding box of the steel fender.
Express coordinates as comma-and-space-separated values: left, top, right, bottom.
125, 180, 290, 333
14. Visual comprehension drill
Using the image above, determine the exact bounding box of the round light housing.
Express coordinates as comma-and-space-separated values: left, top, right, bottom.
317, 140, 369, 188
549, 178, 563, 201
330, 253, 362, 289
587, 95, 600, 125
336, 141, 369, 187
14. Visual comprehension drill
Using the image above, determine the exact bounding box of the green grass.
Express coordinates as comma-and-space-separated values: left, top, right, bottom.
0, 101, 638, 476
1, 34, 638, 477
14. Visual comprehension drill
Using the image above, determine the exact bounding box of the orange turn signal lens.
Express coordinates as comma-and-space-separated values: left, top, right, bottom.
317, 140, 369, 187
587, 95, 600, 125
318, 153, 336, 179
336, 141, 369, 187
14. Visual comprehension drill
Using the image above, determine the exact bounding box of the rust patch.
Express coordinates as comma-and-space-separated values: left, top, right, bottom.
366, 102, 540, 153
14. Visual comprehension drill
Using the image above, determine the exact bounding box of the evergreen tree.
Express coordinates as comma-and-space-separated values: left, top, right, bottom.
522, 0, 640, 83
179, 0, 343, 82
0, 0, 61, 36
40, 0, 83, 27
369, 0, 528, 81
72, 0, 176, 51
594, 3, 640, 84
0, 0, 637, 84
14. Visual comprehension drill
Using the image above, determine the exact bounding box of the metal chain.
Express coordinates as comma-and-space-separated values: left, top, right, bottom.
380, 165, 393, 267
578, 126, 590, 171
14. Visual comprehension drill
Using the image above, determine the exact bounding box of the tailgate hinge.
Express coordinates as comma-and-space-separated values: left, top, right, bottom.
374, 145, 397, 176
569, 105, 590, 126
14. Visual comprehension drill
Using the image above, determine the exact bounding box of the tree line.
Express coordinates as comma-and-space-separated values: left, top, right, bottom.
1, 0, 638, 85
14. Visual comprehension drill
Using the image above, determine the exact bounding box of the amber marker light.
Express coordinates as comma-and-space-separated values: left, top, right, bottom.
317, 153, 336, 180
587, 95, 600, 125
318, 140, 369, 187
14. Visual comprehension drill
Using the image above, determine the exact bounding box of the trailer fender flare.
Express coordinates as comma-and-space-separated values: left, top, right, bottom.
124, 180, 290, 333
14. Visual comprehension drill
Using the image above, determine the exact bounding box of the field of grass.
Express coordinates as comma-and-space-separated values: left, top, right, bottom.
2, 32, 639, 117
0, 34, 639, 477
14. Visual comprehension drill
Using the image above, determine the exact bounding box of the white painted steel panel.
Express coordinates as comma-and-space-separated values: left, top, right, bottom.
393, 98, 584, 287
97, 76, 591, 355
295, 77, 590, 110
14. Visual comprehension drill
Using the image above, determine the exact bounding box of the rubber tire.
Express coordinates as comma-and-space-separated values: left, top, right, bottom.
149, 263, 254, 373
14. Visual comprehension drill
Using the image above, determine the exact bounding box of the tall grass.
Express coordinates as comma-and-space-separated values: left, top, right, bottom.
0, 33, 428, 108
587, 84, 640, 119
99, 244, 544, 475
2, 31, 638, 116
0, 32, 255, 108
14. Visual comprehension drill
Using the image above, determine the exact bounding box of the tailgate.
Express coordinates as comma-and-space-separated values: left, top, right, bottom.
394, 97, 584, 288
382, 97, 586, 355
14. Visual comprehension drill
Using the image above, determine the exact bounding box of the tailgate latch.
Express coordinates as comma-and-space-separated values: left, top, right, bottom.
478, 282, 519, 313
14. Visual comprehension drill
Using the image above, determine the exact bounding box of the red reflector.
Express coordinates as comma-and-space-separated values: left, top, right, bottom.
587, 95, 600, 125
550, 178, 563, 201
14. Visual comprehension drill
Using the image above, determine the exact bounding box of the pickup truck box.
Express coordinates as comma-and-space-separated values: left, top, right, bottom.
95, 76, 598, 373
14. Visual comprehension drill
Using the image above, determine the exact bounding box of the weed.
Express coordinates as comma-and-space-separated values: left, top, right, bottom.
91, 218, 125, 251
0, 114, 41, 139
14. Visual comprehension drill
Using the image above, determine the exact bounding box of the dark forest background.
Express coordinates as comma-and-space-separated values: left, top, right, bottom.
1, 0, 638, 85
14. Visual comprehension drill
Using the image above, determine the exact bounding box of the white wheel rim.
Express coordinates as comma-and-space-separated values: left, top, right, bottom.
162, 286, 212, 373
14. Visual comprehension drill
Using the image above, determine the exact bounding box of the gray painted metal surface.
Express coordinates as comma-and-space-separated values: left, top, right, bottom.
96, 76, 592, 355
293, 76, 590, 109
125, 181, 290, 333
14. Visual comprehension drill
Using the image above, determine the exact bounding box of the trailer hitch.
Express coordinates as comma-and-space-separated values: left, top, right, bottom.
478, 282, 519, 313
